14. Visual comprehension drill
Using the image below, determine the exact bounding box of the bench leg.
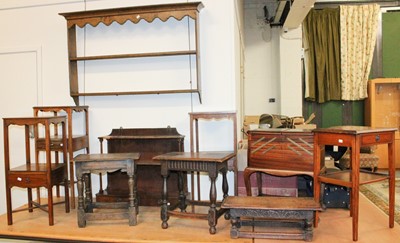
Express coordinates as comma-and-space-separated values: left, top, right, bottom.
304, 218, 313, 241
230, 217, 240, 239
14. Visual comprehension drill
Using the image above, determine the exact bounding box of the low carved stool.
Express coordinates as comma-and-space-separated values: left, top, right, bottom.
222, 196, 322, 241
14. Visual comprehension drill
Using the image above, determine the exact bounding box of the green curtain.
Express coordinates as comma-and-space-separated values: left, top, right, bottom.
303, 8, 341, 103
383, 12, 400, 78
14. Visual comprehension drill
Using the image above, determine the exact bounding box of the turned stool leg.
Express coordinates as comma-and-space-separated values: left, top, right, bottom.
161, 173, 169, 229
77, 173, 86, 228
208, 172, 217, 234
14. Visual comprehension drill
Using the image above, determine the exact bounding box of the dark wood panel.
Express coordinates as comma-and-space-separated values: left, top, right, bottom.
97, 128, 185, 206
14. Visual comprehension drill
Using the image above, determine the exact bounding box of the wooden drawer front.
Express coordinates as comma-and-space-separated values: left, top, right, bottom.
316, 133, 354, 147
7, 173, 47, 188
361, 132, 394, 146
248, 132, 313, 172
36, 138, 65, 151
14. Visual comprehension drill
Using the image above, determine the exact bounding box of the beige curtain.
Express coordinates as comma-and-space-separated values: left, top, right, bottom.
303, 8, 341, 103
340, 4, 380, 100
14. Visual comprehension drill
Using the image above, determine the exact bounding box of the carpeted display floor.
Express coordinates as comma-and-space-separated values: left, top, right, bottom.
360, 171, 400, 224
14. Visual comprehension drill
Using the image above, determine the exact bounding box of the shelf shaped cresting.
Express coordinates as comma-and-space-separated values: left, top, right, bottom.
59, 2, 204, 105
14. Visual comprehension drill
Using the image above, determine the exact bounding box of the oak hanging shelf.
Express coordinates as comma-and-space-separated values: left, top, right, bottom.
60, 2, 204, 105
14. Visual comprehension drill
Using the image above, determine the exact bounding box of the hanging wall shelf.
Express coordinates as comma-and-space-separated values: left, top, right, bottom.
60, 2, 203, 105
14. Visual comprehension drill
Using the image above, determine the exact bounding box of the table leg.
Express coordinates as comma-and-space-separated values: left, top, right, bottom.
84, 174, 93, 213
64, 177, 70, 213
6, 185, 12, 225
351, 144, 360, 242
161, 173, 169, 229
27, 188, 33, 212
208, 172, 217, 234
314, 171, 321, 227
178, 171, 187, 212
388, 142, 395, 228
77, 173, 86, 228
222, 167, 231, 220
222, 168, 228, 199
128, 172, 137, 226
134, 163, 139, 214
47, 185, 54, 226
243, 168, 254, 196
256, 172, 262, 196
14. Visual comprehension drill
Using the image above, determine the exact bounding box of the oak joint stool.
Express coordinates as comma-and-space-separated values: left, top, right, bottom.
73, 153, 140, 227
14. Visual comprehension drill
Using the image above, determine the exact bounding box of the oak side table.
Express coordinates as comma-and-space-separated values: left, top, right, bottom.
313, 126, 396, 241
73, 153, 140, 227
189, 112, 237, 196
153, 151, 236, 234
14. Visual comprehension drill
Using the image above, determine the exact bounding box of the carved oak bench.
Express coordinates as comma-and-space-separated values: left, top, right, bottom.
221, 196, 322, 241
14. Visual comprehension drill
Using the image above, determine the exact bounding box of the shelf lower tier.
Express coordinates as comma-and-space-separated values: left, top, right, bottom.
71, 89, 202, 105
318, 170, 390, 187
36, 135, 89, 152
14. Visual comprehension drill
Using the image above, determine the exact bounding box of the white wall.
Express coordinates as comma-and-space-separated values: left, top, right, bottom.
279, 27, 303, 117
0, 0, 241, 214
243, 3, 303, 117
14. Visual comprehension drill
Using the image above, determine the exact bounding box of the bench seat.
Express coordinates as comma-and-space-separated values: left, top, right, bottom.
222, 196, 322, 241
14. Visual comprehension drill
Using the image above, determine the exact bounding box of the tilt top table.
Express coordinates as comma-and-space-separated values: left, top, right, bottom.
153, 151, 236, 234
313, 126, 396, 241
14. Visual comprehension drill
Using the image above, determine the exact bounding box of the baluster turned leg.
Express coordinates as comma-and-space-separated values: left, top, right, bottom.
208, 171, 217, 234
77, 172, 86, 228
178, 171, 187, 212
221, 167, 231, 220
128, 169, 137, 226
84, 174, 93, 213
222, 167, 228, 199
161, 173, 169, 229
134, 163, 139, 214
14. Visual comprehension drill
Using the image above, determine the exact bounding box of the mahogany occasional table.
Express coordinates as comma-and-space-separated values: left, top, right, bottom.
153, 151, 236, 234
313, 126, 396, 241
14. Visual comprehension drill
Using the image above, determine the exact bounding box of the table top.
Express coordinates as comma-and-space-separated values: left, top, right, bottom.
73, 153, 140, 163
248, 128, 313, 133
222, 196, 322, 211
153, 151, 236, 163
189, 111, 236, 116
313, 125, 397, 135
3, 116, 67, 125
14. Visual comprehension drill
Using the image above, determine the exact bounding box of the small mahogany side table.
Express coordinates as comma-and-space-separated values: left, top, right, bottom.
153, 151, 236, 234
313, 126, 396, 241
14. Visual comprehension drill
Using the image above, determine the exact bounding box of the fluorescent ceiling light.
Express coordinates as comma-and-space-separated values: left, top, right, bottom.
284, 0, 316, 29
273, 0, 288, 24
